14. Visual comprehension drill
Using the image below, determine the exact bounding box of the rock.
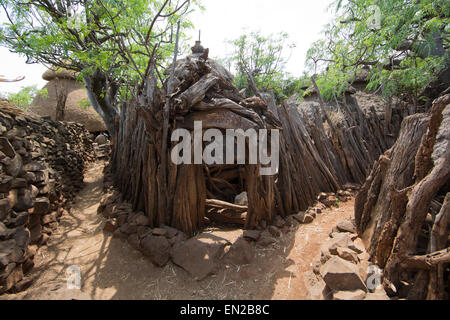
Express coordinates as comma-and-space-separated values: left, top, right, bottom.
41, 212, 58, 225
5, 154, 22, 178
161, 225, 178, 238
0, 239, 24, 264
152, 228, 168, 237
348, 238, 365, 254
94, 134, 108, 145
141, 236, 171, 267
322, 196, 338, 207
322, 233, 354, 257
112, 229, 127, 240
333, 290, 367, 300
171, 233, 230, 280
0, 175, 13, 193
257, 230, 276, 247
0, 222, 15, 241
29, 224, 42, 244
317, 192, 328, 201
234, 192, 248, 206
0, 264, 23, 294
13, 276, 34, 292
103, 219, 118, 233
302, 214, 314, 224
0, 137, 15, 158
22, 161, 46, 172
134, 215, 150, 227
127, 233, 141, 250
0, 198, 11, 220
13, 188, 35, 212
243, 230, 261, 242
13, 227, 30, 248
11, 178, 27, 189
293, 212, 306, 223
336, 247, 360, 264
320, 256, 368, 292
273, 216, 285, 228
224, 238, 254, 265
137, 226, 152, 239
336, 220, 357, 234
268, 225, 281, 237
120, 223, 137, 235
6, 212, 29, 228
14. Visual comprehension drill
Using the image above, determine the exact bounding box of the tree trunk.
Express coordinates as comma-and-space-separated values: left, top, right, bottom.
355, 93, 450, 299
83, 70, 119, 135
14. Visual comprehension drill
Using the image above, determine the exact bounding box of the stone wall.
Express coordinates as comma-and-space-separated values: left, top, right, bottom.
0, 102, 94, 294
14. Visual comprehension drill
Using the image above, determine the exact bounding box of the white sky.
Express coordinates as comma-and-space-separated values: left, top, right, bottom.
0, 0, 333, 94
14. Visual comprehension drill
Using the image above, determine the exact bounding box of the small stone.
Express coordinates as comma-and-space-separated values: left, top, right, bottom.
152, 228, 168, 237
137, 226, 152, 239
161, 225, 178, 238
234, 192, 248, 206
141, 236, 171, 267
22, 161, 46, 172
349, 238, 365, 254
103, 219, 118, 233
302, 214, 314, 224
127, 233, 141, 250
293, 212, 305, 223
243, 230, 261, 242
224, 238, 254, 265
33, 197, 50, 215
135, 215, 150, 226
336, 220, 357, 234
257, 231, 276, 247
120, 223, 137, 235
273, 216, 285, 228
337, 247, 360, 264
112, 229, 127, 240
268, 225, 281, 238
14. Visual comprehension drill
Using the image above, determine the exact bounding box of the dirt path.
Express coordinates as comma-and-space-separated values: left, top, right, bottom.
3, 162, 353, 300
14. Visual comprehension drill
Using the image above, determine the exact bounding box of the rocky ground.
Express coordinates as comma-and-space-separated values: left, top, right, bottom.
0, 160, 388, 300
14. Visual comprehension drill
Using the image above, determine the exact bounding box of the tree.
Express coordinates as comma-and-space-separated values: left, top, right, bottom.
306, 0, 449, 103
2, 85, 48, 110
225, 30, 297, 102
0, 0, 201, 134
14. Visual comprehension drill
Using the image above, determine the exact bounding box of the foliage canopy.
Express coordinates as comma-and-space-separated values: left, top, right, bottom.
306, 0, 449, 102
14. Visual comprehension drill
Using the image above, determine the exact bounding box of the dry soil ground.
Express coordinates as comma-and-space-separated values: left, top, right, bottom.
1, 161, 353, 300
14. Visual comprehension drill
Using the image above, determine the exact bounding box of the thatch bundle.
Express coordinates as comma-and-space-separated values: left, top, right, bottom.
109, 51, 400, 236
30, 68, 107, 132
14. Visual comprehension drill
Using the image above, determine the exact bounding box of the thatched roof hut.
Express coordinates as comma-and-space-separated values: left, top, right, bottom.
30, 68, 107, 132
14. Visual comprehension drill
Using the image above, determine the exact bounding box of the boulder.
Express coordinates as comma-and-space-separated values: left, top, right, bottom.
320, 256, 368, 292
224, 238, 254, 265
171, 233, 230, 280
141, 235, 171, 267
336, 220, 357, 234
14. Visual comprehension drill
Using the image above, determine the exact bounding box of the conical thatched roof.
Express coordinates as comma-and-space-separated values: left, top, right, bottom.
29, 69, 107, 132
